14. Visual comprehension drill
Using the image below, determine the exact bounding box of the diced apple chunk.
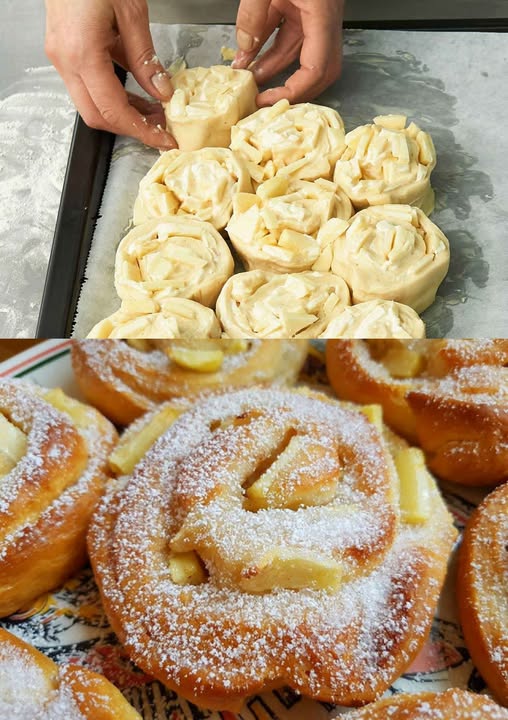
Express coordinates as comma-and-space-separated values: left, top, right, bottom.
0, 413, 27, 476
169, 551, 207, 585
395, 447, 431, 524
360, 404, 383, 430
381, 346, 426, 379
167, 347, 224, 372
42, 388, 92, 429
109, 404, 185, 475
239, 548, 342, 592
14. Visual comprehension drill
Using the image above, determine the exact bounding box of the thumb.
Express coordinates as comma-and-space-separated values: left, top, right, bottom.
114, 1, 173, 101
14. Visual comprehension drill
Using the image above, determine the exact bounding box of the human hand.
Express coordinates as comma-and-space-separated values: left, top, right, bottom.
232, 0, 344, 106
44, 0, 176, 148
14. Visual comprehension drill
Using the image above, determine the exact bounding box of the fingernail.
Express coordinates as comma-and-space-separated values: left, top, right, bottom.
151, 71, 173, 99
237, 29, 255, 52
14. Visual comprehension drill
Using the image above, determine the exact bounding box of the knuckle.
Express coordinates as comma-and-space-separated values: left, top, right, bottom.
99, 105, 119, 126
118, 0, 148, 24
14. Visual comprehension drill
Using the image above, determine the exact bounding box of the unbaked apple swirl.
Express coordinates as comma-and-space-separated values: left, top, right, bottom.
0, 380, 117, 617
334, 114, 436, 212
226, 176, 353, 274
88, 388, 456, 711
230, 99, 346, 184
319, 299, 426, 339
163, 65, 258, 151
133, 147, 252, 230
216, 270, 351, 338
114, 216, 234, 309
87, 298, 221, 339
331, 204, 450, 313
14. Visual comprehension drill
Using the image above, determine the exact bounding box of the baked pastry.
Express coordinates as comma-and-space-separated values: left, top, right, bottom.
216, 270, 351, 338
319, 299, 426, 338
226, 177, 353, 273
114, 216, 234, 309
325, 339, 508, 485
0, 627, 141, 719
86, 298, 221, 339
163, 65, 258, 151
334, 114, 436, 213
458, 482, 508, 706
71, 339, 309, 425
347, 688, 508, 718
331, 205, 450, 313
88, 387, 457, 711
0, 380, 117, 617
230, 99, 345, 184
132, 147, 252, 230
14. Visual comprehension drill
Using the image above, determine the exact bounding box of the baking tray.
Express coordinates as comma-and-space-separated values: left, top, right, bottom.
36, 19, 508, 339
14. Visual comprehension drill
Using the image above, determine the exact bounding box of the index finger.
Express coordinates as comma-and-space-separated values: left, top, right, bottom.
236, 0, 272, 51
257, 2, 342, 105
81, 55, 176, 147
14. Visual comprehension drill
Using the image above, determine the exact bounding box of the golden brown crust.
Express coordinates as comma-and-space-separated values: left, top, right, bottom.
88, 388, 456, 711
458, 482, 508, 706
0, 627, 141, 719
71, 339, 309, 425
347, 688, 508, 718
325, 340, 508, 485
0, 381, 117, 617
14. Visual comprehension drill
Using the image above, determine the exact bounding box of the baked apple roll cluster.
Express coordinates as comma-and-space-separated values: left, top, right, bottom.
85, 65, 452, 338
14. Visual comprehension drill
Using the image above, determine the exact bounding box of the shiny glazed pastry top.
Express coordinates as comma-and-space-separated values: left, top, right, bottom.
163, 65, 258, 150
88, 388, 456, 711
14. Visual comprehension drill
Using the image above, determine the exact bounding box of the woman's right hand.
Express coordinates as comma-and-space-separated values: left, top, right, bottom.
44, 0, 177, 148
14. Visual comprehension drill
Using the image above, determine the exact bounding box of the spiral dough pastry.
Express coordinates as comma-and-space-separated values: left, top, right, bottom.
331, 204, 450, 313
458, 483, 508, 706
88, 388, 456, 710
163, 65, 258, 151
347, 689, 508, 719
334, 114, 436, 212
227, 177, 353, 274
319, 299, 426, 339
133, 148, 252, 230
0, 628, 141, 719
0, 380, 117, 617
71, 339, 309, 425
216, 270, 351, 338
230, 99, 346, 184
86, 298, 221, 339
326, 339, 508, 485
114, 217, 234, 309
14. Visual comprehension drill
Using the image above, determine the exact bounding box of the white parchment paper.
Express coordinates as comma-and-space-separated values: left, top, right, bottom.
74, 25, 508, 338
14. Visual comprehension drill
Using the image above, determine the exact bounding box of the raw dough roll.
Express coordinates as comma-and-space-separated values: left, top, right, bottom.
164, 65, 258, 150
216, 270, 351, 338
87, 298, 221, 339
331, 204, 450, 313
230, 99, 346, 184
226, 177, 353, 273
319, 299, 426, 338
133, 147, 252, 230
334, 115, 436, 212
115, 216, 234, 308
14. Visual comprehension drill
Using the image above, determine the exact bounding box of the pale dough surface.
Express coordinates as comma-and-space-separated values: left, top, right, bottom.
164, 65, 258, 151
332, 204, 450, 313
334, 115, 436, 212
230, 99, 346, 184
216, 270, 351, 338
319, 299, 426, 339
115, 216, 234, 309
227, 177, 353, 274
87, 298, 221, 339
133, 147, 252, 230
